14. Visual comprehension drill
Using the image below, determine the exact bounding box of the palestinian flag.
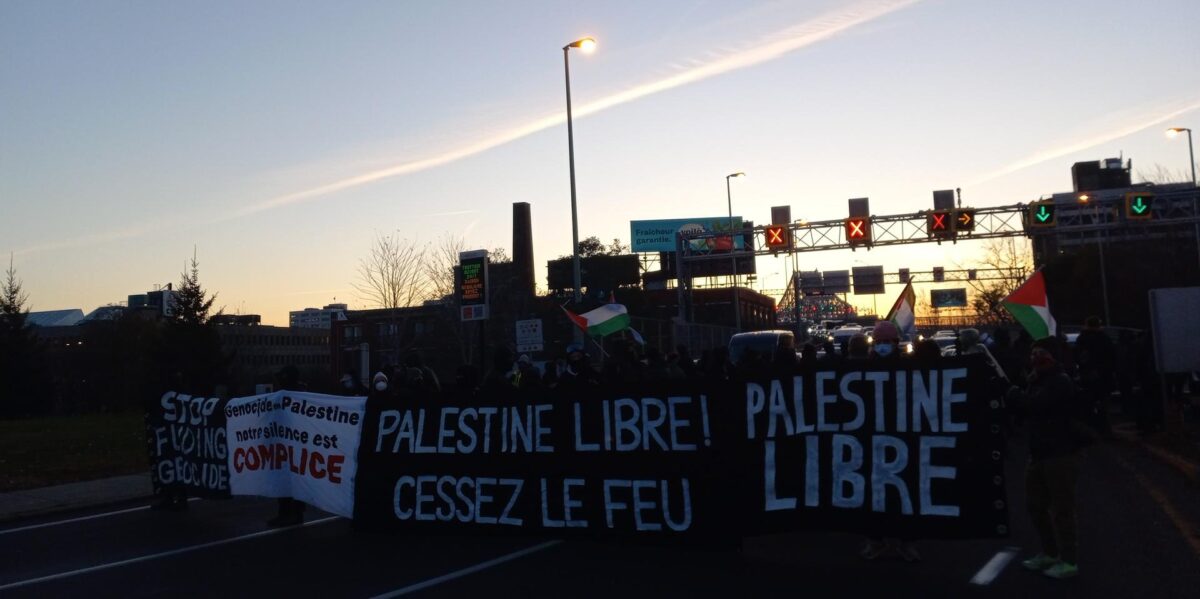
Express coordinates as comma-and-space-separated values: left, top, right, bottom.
885, 278, 917, 338
1002, 270, 1056, 339
563, 304, 632, 338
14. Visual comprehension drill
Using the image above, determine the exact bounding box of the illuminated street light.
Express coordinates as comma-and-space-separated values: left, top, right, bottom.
562, 36, 596, 335
1165, 126, 1199, 272
1165, 127, 1195, 186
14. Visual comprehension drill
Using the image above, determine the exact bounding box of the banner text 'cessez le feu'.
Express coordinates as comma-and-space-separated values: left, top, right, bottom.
151, 357, 1008, 541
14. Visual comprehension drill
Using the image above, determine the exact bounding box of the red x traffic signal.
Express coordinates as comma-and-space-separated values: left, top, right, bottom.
845, 217, 871, 245
927, 210, 951, 237
764, 225, 790, 249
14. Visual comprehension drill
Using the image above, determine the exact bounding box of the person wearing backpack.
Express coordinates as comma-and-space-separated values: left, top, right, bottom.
1016, 337, 1084, 580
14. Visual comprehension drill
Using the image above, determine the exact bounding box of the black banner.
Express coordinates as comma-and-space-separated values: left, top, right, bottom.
741, 360, 1008, 539
146, 391, 232, 498
354, 357, 1008, 540
353, 380, 737, 542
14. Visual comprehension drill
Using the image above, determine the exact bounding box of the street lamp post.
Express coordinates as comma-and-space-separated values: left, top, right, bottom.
563, 37, 595, 311
1166, 127, 1200, 272
726, 172, 745, 331
1166, 127, 1196, 186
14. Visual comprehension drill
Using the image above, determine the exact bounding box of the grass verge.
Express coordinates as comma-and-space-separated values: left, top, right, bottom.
0, 412, 146, 492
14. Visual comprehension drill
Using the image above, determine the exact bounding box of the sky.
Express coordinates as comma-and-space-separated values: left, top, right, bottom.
3, 0, 1199, 325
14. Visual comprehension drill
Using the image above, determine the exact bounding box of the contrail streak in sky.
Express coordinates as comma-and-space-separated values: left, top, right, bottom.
969, 97, 1200, 186
14, 0, 920, 256
228, 0, 923, 219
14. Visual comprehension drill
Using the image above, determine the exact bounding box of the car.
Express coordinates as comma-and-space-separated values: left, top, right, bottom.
932, 330, 956, 339
729, 330, 795, 365
830, 325, 863, 344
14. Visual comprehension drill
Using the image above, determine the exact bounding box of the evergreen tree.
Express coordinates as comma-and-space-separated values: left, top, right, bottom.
159, 253, 227, 396
0, 255, 45, 417
171, 255, 217, 326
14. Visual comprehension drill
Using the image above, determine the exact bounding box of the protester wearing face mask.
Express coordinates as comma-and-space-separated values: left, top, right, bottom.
1016, 338, 1083, 580
869, 320, 902, 361
371, 372, 389, 393
338, 372, 366, 396
859, 320, 919, 562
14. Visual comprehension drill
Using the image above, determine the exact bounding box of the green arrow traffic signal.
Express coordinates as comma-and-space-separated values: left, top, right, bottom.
1029, 202, 1056, 227
1125, 192, 1154, 220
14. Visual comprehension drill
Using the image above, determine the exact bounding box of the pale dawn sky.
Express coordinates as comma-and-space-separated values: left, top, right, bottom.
3, 0, 1198, 324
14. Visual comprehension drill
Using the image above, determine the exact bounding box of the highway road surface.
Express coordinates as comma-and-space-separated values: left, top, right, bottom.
2, 436, 1199, 598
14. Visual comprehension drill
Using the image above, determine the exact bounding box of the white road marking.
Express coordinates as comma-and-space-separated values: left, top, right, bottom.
0, 516, 339, 591
371, 540, 563, 598
969, 547, 1019, 586
0, 498, 201, 536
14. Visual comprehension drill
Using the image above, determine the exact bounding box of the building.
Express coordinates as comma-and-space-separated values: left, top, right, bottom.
127, 286, 178, 317
289, 303, 348, 329
212, 314, 262, 326
218, 325, 333, 394
26, 309, 85, 327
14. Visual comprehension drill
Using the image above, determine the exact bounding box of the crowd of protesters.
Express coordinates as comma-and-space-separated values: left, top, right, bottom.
153, 315, 1193, 580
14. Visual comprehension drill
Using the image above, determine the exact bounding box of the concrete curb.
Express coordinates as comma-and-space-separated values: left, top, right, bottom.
0, 473, 153, 523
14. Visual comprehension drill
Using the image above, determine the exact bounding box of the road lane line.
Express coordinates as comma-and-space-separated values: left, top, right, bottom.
371, 540, 563, 598
1113, 451, 1200, 561
0, 498, 201, 536
0, 516, 339, 591
969, 547, 1018, 585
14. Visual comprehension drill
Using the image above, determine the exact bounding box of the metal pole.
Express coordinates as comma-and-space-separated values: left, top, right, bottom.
564, 47, 583, 343
1096, 203, 1111, 325
1187, 129, 1199, 275
1187, 129, 1197, 187
727, 176, 741, 331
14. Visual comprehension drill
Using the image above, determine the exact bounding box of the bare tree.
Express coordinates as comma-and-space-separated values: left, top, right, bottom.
957, 238, 1033, 326
353, 233, 430, 309
489, 246, 511, 264
1137, 163, 1195, 185
425, 234, 467, 301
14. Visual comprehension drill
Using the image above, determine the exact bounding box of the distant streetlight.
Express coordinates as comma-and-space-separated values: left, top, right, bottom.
726, 172, 745, 331
1077, 194, 1090, 203
1166, 127, 1196, 186
1166, 126, 1200, 272
563, 36, 595, 327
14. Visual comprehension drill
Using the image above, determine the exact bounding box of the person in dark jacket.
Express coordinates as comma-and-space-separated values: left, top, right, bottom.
1017, 338, 1082, 579
1073, 317, 1114, 437
859, 321, 920, 563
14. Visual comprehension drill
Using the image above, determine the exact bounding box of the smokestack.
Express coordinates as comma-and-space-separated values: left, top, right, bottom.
512, 202, 535, 299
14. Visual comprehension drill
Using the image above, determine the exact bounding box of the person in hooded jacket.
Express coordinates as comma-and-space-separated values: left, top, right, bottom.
1015, 337, 1084, 580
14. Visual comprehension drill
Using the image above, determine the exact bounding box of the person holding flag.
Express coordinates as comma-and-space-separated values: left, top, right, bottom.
884, 276, 917, 342
1003, 270, 1082, 580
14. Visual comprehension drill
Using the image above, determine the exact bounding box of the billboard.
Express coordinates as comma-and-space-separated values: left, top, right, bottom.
931, 288, 968, 308
657, 252, 757, 280
851, 266, 885, 295
823, 270, 850, 294
546, 254, 641, 291
631, 217, 746, 253
458, 250, 489, 321
798, 271, 823, 295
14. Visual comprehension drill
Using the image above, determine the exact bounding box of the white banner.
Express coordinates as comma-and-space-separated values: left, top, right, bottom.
224, 391, 366, 518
